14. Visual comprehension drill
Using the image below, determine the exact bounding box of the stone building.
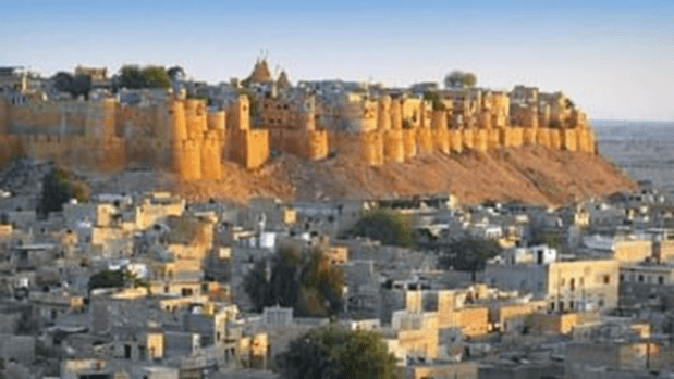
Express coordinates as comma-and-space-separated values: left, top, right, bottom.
487, 251, 619, 313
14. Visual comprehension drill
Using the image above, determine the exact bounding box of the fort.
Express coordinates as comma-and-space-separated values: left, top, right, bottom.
0, 63, 597, 182
352, 87, 596, 166
0, 93, 271, 179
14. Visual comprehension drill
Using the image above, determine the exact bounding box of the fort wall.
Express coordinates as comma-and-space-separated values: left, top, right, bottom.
417, 128, 433, 153
351, 95, 597, 166
383, 129, 405, 163
403, 129, 417, 159
450, 129, 463, 153
0, 85, 600, 173
359, 130, 384, 166
432, 128, 450, 154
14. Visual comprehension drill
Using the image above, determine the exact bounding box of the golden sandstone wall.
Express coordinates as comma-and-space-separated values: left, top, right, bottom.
355, 95, 597, 166
0, 94, 276, 179
257, 96, 329, 161
0, 88, 598, 175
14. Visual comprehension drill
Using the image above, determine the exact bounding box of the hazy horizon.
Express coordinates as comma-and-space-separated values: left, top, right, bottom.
2, 0, 673, 120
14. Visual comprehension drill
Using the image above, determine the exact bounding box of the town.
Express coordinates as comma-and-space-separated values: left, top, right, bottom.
0, 61, 665, 379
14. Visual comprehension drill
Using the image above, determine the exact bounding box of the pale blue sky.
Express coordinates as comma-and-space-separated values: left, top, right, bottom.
1, 0, 673, 120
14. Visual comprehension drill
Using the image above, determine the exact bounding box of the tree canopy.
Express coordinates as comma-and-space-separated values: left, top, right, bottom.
423, 91, 445, 111
87, 269, 126, 292
52, 72, 91, 100
244, 247, 344, 316
444, 71, 478, 89
167, 65, 185, 80
37, 166, 90, 218
275, 327, 396, 379
437, 238, 501, 275
351, 210, 415, 248
118, 65, 171, 90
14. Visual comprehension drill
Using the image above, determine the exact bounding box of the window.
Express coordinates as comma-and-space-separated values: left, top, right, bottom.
569, 301, 574, 309
660, 276, 665, 285
638, 275, 644, 283
620, 274, 624, 282
570, 278, 575, 291
604, 275, 611, 284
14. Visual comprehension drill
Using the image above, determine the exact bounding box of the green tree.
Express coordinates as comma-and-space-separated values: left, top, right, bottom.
37, 167, 73, 218
119, 65, 144, 89
244, 248, 344, 316
244, 260, 273, 311
530, 232, 562, 249
37, 166, 89, 218
352, 210, 415, 248
167, 65, 185, 80
71, 74, 91, 100
438, 238, 501, 279
53, 72, 74, 93
53, 72, 90, 99
444, 71, 478, 89
423, 91, 444, 111
88, 269, 126, 292
141, 66, 171, 89
276, 327, 396, 379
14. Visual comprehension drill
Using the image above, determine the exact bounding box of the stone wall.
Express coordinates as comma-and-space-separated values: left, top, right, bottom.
256, 96, 329, 161
0, 89, 600, 174
354, 94, 597, 166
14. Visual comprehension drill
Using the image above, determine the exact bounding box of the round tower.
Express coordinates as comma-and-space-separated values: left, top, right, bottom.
378, 96, 391, 130
169, 100, 187, 142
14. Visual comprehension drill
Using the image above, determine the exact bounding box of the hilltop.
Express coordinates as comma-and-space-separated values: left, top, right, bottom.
174, 143, 635, 205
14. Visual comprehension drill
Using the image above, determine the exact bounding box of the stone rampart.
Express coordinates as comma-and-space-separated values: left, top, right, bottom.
383, 129, 405, 163
417, 128, 433, 153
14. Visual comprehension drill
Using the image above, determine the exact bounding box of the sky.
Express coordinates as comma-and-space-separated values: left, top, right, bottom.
1, 0, 673, 120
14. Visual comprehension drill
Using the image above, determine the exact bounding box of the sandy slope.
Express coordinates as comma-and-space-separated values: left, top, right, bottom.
176, 144, 635, 205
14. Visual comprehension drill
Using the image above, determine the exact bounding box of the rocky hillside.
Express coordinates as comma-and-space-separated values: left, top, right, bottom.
175, 143, 636, 205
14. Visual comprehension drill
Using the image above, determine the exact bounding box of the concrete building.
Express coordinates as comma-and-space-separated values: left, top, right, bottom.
487, 251, 619, 313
